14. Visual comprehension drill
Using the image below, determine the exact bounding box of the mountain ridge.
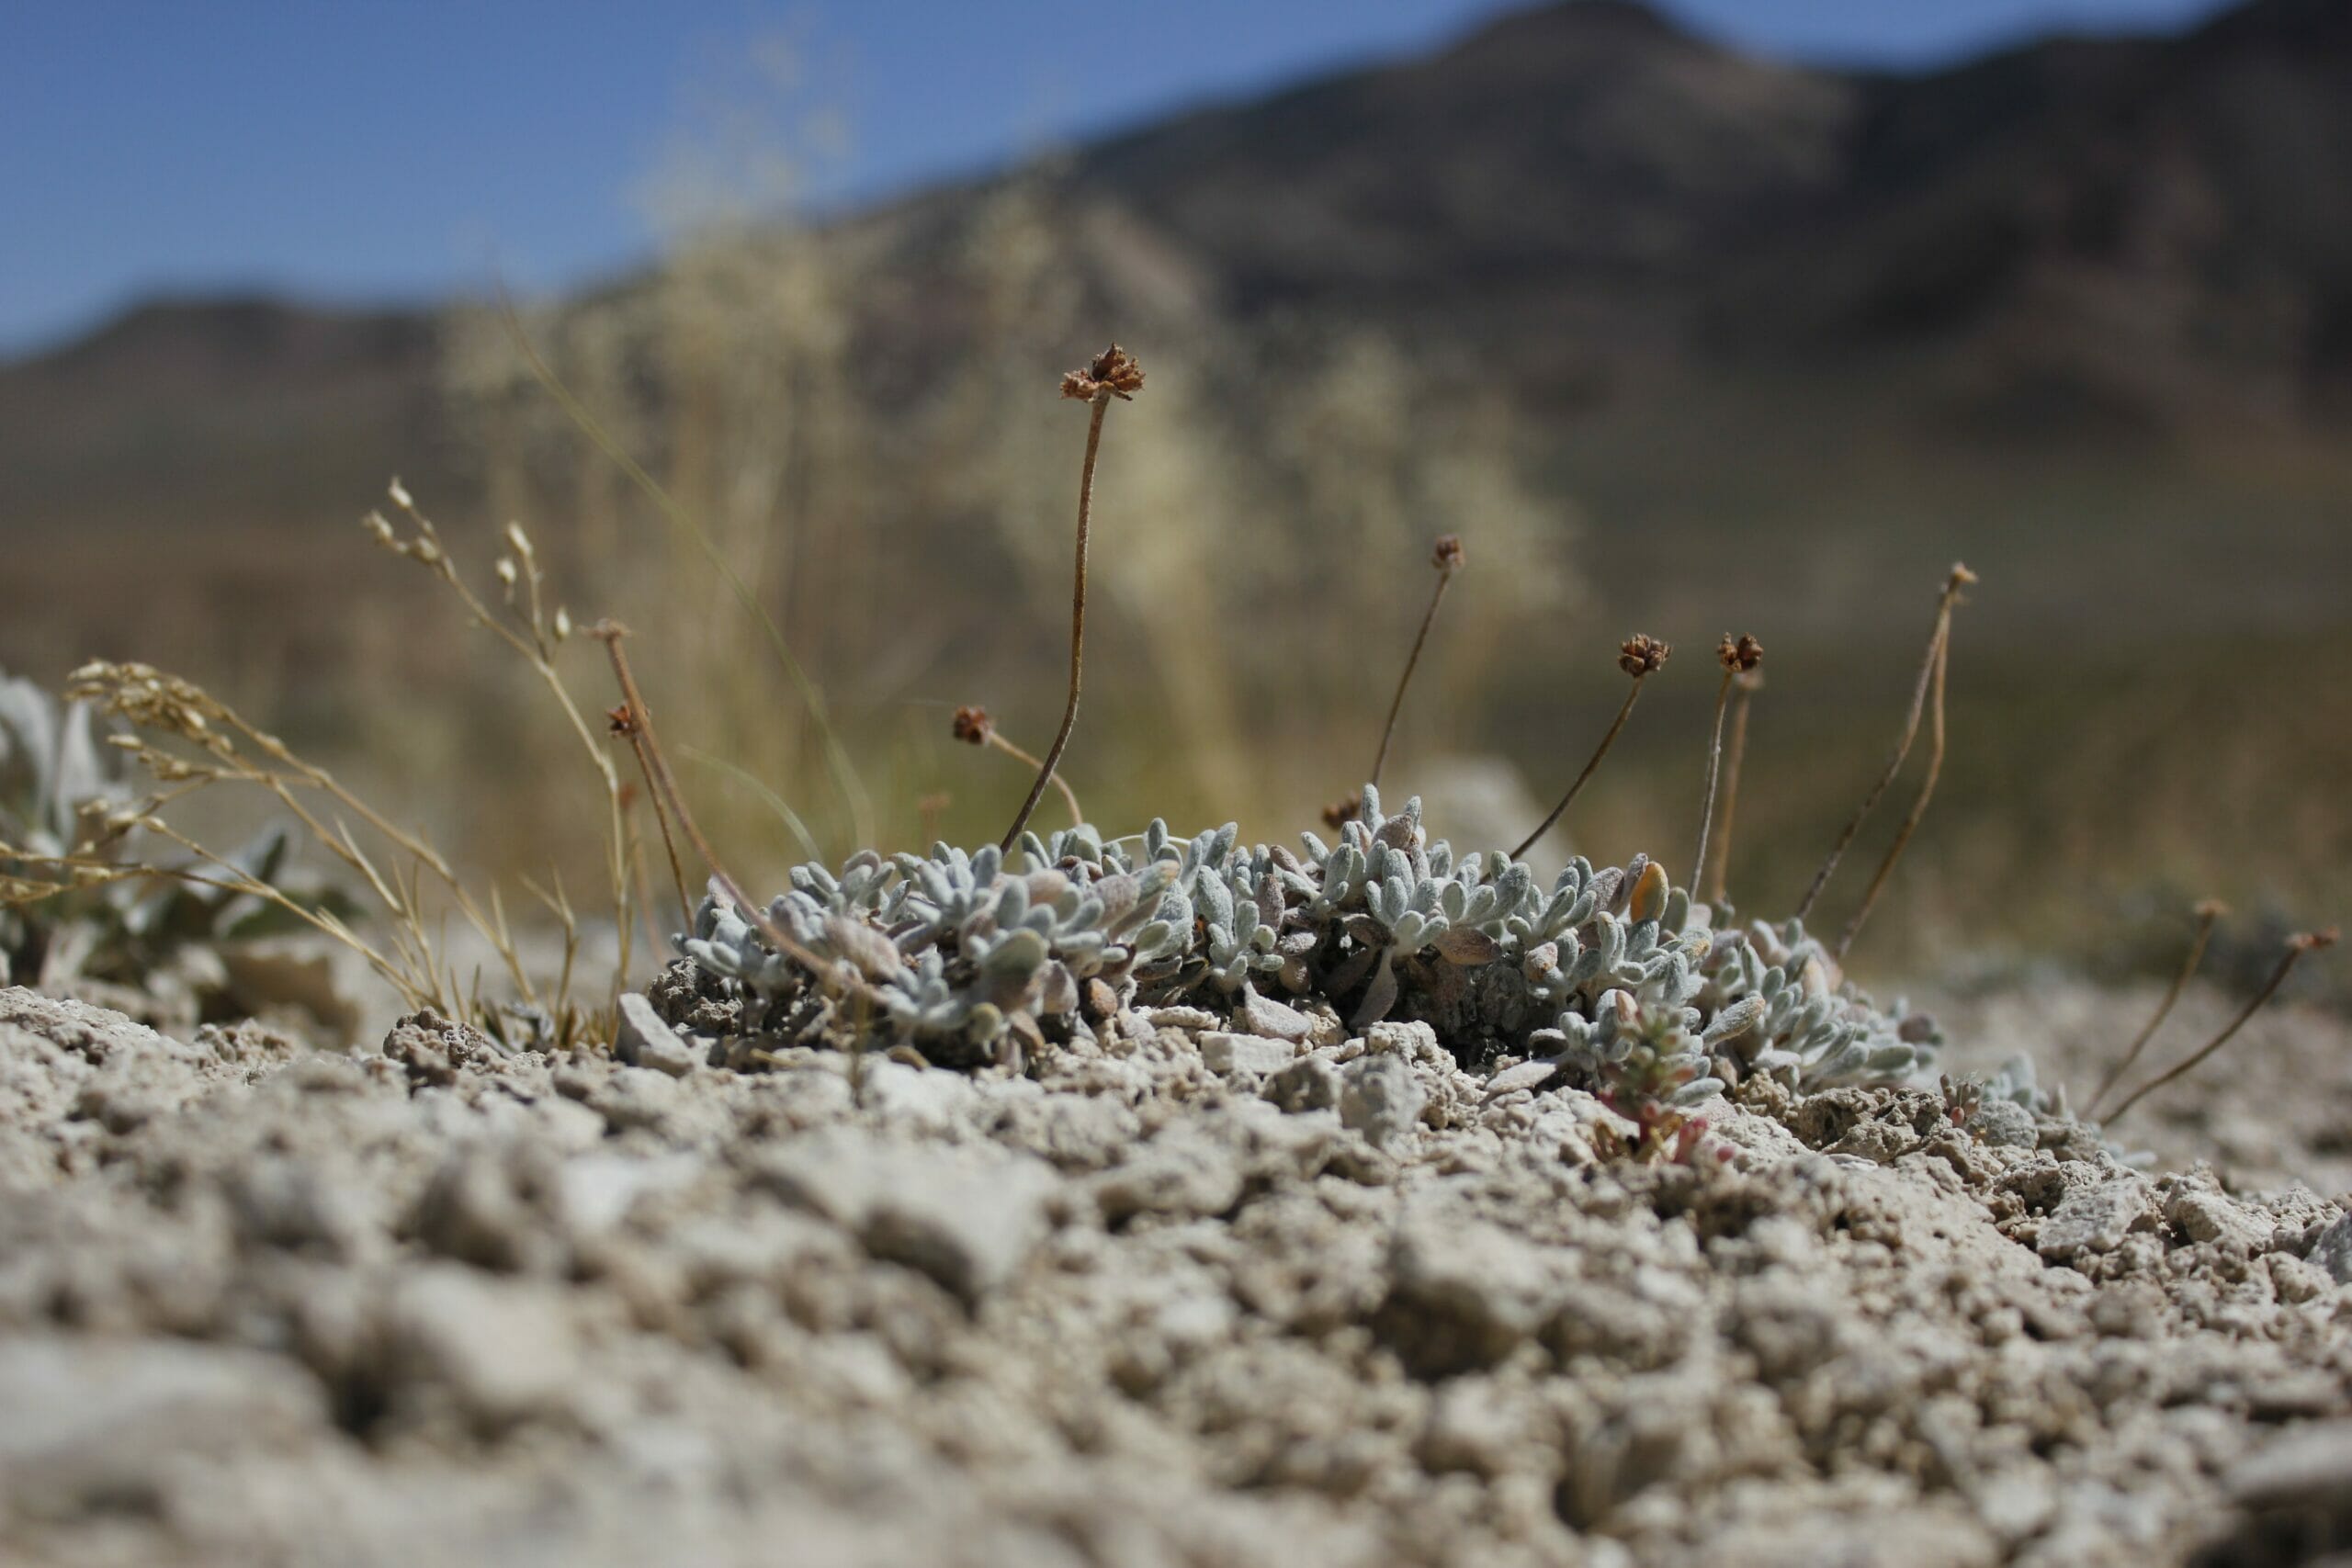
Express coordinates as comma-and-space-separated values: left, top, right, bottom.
3, 0, 2347, 685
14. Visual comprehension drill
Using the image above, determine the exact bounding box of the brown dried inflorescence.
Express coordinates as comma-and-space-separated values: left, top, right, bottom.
952, 705, 994, 746
1431, 534, 1465, 572
1717, 634, 1763, 673
1618, 635, 1670, 680
1060, 345, 1145, 402
1322, 792, 1364, 830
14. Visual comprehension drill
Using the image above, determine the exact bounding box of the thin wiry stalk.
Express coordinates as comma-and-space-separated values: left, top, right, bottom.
1513, 679, 1646, 862
0, 837, 417, 1004
370, 489, 635, 1000
2105, 929, 2337, 1123
592, 624, 883, 1008
1707, 673, 1759, 905
1369, 537, 1464, 793
1795, 564, 1973, 922
73, 661, 549, 1015
1836, 611, 1954, 959
1690, 671, 1735, 907
2086, 900, 2225, 1120
611, 713, 693, 933
1003, 394, 1110, 852
986, 731, 1083, 828
496, 294, 872, 850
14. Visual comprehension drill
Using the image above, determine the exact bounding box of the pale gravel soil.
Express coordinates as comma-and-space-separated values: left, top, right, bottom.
1, 977, 2349, 1568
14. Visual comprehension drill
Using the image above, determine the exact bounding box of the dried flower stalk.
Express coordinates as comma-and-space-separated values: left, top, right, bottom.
1513, 635, 1668, 861
1368, 535, 1466, 795
1001, 345, 1142, 852
1691, 634, 1761, 907
1707, 670, 1761, 905
1797, 563, 1974, 925
2085, 899, 2226, 1120
2105, 928, 2337, 1123
955, 705, 1081, 828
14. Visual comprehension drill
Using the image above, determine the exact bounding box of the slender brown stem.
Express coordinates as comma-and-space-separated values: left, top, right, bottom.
2085, 901, 2223, 1120
1370, 567, 1456, 792
1690, 672, 1734, 905
1836, 618, 1951, 959
1708, 674, 1758, 905
1003, 391, 1111, 852
1795, 564, 1972, 921
2105, 930, 2337, 1123
592, 623, 876, 1001
1512, 676, 1646, 861
619, 729, 694, 932
986, 732, 1083, 827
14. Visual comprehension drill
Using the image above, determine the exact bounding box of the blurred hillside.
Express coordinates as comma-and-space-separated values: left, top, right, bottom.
1, 0, 2346, 971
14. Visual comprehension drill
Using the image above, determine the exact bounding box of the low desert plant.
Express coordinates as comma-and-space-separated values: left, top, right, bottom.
664, 782, 1940, 1103
2, 488, 653, 1048
0, 671, 332, 996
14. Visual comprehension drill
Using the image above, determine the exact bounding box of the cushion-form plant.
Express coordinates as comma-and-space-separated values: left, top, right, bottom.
664, 781, 1941, 1100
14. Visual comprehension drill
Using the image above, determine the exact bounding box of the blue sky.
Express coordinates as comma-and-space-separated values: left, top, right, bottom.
3, 0, 2235, 355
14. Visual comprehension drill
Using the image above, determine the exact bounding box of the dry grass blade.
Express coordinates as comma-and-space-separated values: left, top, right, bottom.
685, 747, 825, 864
2104, 928, 2338, 1123
2084, 899, 2225, 1119
1796, 563, 1973, 924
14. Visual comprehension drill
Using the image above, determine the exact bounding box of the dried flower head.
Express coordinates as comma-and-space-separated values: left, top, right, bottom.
606, 705, 638, 738
952, 705, 994, 746
2291, 927, 2341, 953
1060, 344, 1145, 402
1322, 792, 1363, 830
2194, 897, 2231, 921
1431, 534, 1465, 572
1618, 634, 1670, 679
1717, 633, 1763, 673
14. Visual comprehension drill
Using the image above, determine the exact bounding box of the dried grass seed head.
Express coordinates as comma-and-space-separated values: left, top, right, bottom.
952, 705, 994, 746
1717, 633, 1763, 673
1060, 344, 1145, 401
2291, 927, 2340, 953
1431, 534, 1465, 572
1618, 634, 1670, 679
